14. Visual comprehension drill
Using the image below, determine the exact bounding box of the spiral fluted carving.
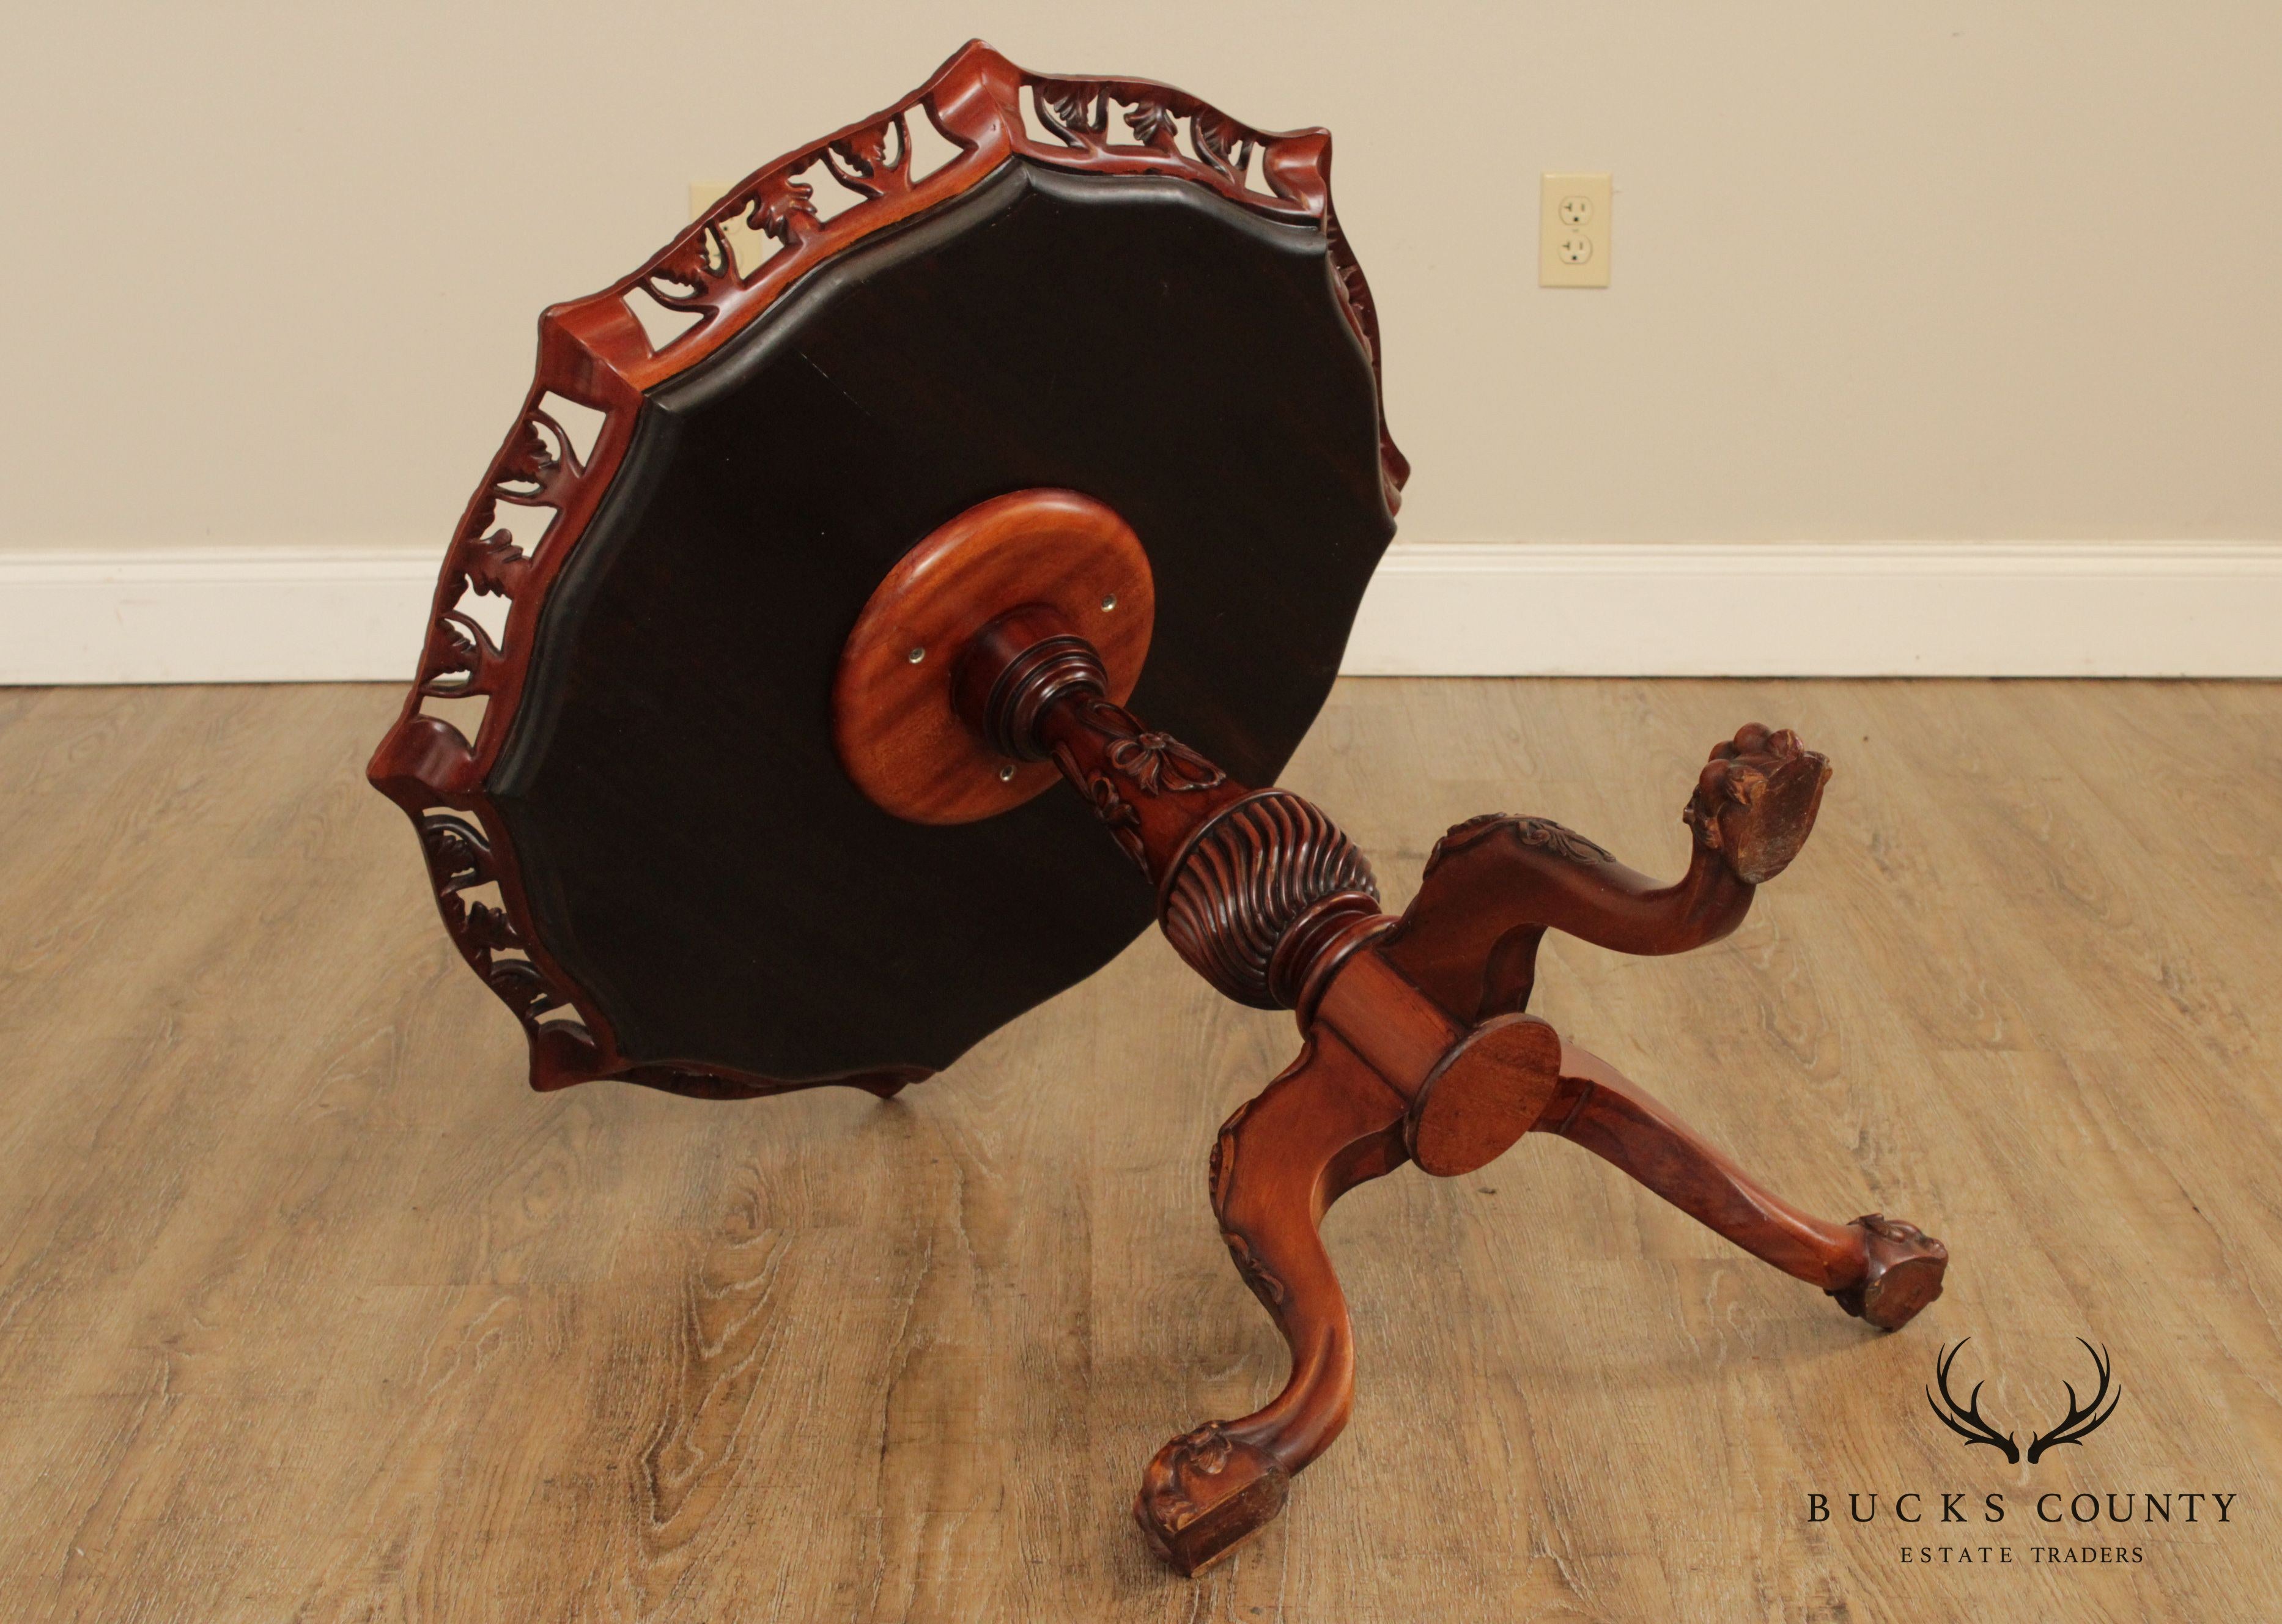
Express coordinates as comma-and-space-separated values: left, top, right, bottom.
1160, 791, 1379, 1009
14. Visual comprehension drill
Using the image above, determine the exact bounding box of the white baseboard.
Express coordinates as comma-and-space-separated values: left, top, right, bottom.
1345, 540, 2282, 677
1, 540, 2276, 685
0, 548, 446, 685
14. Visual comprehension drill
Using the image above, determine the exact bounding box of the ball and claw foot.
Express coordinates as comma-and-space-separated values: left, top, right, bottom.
1685, 723, 1834, 885
1133, 1423, 1291, 1577
1830, 1214, 1949, 1330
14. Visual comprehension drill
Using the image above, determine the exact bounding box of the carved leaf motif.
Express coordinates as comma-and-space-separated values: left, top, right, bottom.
486, 959, 559, 1018
427, 611, 500, 690
410, 811, 566, 1029
1510, 816, 1614, 864
464, 901, 522, 950
1122, 97, 1180, 150
497, 419, 561, 490
1427, 813, 1508, 864
646, 235, 718, 305
462, 530, 530, 598
748, 171, 821, 246
1422, 812, 1610, 876
1189, 111, 1245, 179
1225, 1230, 1287, 1305
827, 117, 910, 199
419, 814, 491, 891
1035, 81, 1103, 145
432, 615, 482, 675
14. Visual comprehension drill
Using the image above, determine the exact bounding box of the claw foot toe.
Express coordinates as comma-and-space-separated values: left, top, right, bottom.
1830, 1213, 1948, 1330
1133, 1423, 1290, 1576
1684, 723, 1833, 885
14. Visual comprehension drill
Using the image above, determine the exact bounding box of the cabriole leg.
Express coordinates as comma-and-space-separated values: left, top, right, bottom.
1542, 1041, 1947, 1329
1379, 725, 1833, 1022
1133, 1035, 1409, 1575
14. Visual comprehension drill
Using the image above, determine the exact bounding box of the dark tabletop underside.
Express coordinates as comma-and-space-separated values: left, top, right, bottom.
490, 162, 1394, 1082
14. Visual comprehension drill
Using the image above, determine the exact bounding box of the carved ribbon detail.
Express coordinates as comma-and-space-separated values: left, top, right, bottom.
1077, 698, 1228, 795
1054, 742, 1149, 873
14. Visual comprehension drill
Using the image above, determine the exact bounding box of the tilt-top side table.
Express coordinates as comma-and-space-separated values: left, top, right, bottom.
369, 40, 1948, 1576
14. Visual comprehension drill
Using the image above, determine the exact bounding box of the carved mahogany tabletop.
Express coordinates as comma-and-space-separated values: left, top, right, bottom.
371, 40, 1949, 1576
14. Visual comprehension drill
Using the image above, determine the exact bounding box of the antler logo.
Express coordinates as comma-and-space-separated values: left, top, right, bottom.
1927, 1338, 2122, 1465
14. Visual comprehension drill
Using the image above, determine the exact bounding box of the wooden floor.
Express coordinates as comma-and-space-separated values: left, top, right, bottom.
1, 679, 2278, 1622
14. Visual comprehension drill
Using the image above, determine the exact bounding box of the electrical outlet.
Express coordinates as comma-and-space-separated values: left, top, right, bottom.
1540, 172, 1611, 288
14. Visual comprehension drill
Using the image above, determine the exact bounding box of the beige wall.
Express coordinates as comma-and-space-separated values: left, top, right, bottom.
3, 2, 2276, 553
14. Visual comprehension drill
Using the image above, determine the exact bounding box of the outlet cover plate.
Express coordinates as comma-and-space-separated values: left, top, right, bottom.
1540, 172, 1611, 288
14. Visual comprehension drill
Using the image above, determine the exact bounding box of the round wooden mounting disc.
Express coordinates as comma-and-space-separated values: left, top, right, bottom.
833, 487, 1156, 825
1405, 1014, 1564, 1178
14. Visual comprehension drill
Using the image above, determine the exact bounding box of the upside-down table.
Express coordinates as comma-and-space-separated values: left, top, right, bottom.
369, 40, 1948, 1575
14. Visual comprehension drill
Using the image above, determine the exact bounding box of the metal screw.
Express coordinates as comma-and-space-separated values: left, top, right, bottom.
998, 763, 1016, 782
906, 646, 926, 664
1100, 593, 1118, 612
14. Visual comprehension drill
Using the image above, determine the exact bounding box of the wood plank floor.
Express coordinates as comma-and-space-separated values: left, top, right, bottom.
0, 679, 2276, 1622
